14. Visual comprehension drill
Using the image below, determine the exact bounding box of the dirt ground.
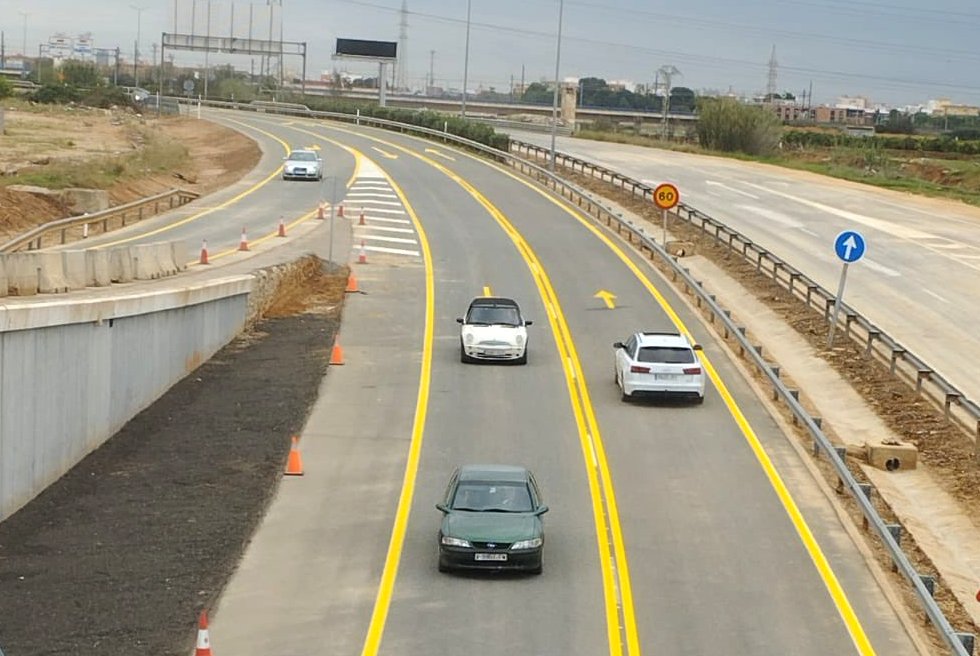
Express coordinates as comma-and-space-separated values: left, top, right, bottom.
0, 104, 260, 242
0, 259, 347, 655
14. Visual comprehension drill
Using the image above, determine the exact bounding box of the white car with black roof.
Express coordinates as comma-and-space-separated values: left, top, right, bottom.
457, 297, 533, 364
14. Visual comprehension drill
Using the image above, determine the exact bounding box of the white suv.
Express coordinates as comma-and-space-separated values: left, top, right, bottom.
613, 331, 705, 403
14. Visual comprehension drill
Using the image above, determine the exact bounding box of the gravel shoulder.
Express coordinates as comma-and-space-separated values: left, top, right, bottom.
0, 262, 346, 655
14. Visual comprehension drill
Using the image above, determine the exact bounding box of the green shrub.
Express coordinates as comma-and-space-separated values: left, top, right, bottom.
696, 97, 782, 155
30, 84, 82, 104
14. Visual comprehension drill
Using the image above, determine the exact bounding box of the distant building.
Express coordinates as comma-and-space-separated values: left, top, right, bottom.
607, 79, 635, 92
928, 98, 980, 117
813, 105, 872, 126
773, 102, 809, 122
835, 95, 871, 110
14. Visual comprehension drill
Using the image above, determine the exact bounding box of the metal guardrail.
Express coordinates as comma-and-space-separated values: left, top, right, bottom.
165, 98, 973, 652
0, 188, 199, 253
511, 140, 980, 452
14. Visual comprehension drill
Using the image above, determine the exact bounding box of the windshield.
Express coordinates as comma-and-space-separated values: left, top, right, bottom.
451, 482, 534, 512
466, 306, 520, 326
288, 151, 318, 162
637, 346, 695, 364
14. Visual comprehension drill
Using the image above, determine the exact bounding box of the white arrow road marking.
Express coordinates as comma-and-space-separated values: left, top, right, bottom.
737, 204, 804, 229
707, 180, 760, 199
860, 257, 900, 277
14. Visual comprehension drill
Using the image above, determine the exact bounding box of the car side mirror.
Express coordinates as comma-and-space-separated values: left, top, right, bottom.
456, 317, 464, 324
534, 505, 549, 515
436, 503, 449, 513
693, 344, 703, 351
524, 320, 533, 327
613, 341, 624, 349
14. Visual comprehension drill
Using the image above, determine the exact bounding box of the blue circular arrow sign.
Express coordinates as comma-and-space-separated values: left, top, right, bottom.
834, 230, 866, 263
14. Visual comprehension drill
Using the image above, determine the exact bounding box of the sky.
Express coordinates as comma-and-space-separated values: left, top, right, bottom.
6, 0, 980, 107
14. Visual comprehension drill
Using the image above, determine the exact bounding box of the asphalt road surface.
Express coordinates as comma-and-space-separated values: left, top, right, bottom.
508, 131, 980, 412
170, 113, 921, 656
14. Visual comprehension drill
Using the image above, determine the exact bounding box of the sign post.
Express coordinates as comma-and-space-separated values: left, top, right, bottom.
827, 229, 867, 348
653, 183, 679, 245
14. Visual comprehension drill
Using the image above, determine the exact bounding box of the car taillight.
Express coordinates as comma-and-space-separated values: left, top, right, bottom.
630, 365, 650, 373
683, 367, 702, 375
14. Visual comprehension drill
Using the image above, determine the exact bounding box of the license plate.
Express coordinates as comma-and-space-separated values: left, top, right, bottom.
475, 553, 508, 562
654, 373, 679, 380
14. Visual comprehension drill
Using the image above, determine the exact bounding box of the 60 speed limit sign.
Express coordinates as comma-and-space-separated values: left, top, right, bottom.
653, 183, 680, 210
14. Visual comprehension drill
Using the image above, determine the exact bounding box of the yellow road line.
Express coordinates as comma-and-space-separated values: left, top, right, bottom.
483, 285, 492, 297
96, 119, 293, 248
357, 170, 436, 656
467, 152, 877, 655
280, 119, 631, 656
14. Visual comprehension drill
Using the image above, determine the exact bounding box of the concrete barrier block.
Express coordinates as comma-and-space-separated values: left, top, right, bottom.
156, 242, 178, 277
3, 253, 38, 296
132, 244, 163, 280
171, 241, 189, 271
86, 249, 112, 287
868, 440, 918, 471
109, 247, 134, 283
666, 240, 695, 257
61, 250, 88, 290
0, 256, 8, 298
35, 251, 69, 294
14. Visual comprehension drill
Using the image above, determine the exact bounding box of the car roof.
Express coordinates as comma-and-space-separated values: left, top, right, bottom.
468, 296, 519, 308
634, 331, 692, 348
458, 464, 530, 483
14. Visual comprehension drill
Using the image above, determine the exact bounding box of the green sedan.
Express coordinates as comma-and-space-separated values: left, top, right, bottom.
436, 464, 548, 575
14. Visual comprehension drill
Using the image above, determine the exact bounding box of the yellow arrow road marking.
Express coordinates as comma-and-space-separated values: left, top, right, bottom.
594, 289, 617, 309
424, 148, 455, 161
371, 146, 398, 160
306, 143, 322, 150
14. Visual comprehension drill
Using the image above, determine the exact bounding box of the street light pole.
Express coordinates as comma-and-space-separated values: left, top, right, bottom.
130, 5, 148, 86
18, 11, 28, 57
549, 0, 564, 172
461, 0, 472, 117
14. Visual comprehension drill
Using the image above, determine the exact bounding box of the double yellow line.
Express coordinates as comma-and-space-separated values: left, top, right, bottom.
254, 116, 638, 655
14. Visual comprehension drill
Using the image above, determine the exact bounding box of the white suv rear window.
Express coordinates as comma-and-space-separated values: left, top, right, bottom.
637, 346, 695, 364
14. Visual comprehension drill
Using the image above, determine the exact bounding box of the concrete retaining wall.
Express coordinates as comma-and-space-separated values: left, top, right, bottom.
2, 241, 187, 296
0, 276, 252, 520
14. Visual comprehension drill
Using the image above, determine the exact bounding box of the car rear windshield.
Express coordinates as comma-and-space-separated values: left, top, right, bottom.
289, 152, 317, 161
467, 306, 520, 326
637, 346, 695, 364
452, 482, 533, 512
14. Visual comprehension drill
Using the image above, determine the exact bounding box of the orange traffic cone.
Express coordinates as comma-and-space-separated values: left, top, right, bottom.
316, 202, 325, 220
357, 241, 367, 264
358, 211, 366, 226
338, 204, 345, 218
199, 239, 209, 265
195, 610, 213, 656
238, 227, 250, 251
277, 217, 287, 237
285, 436, 304, 476
330, 337, 345, 365
345, 273, 359, 293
